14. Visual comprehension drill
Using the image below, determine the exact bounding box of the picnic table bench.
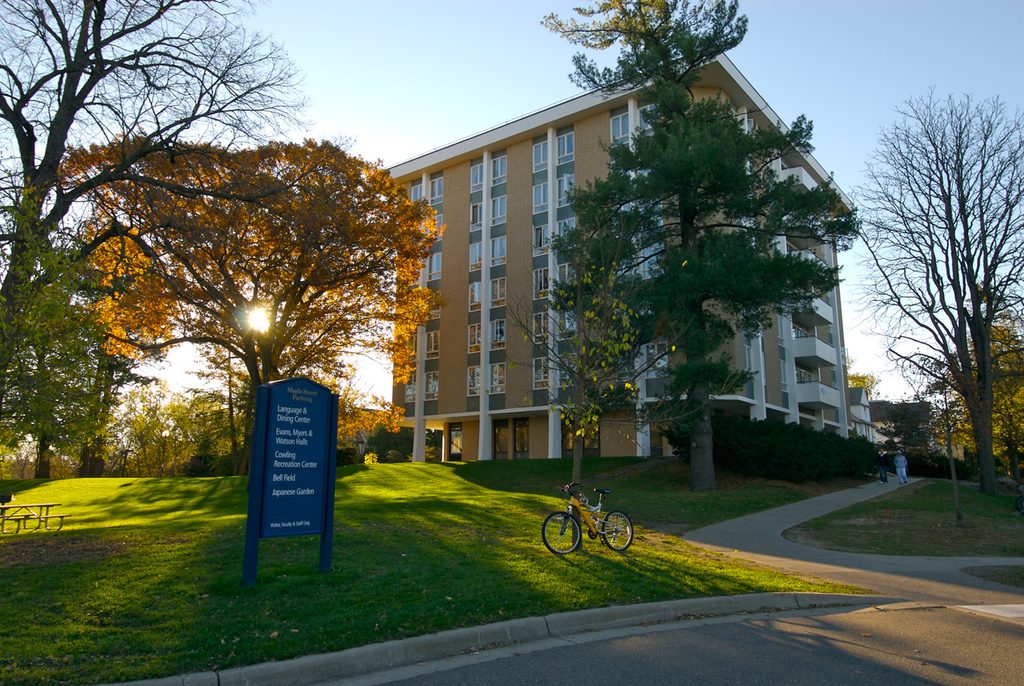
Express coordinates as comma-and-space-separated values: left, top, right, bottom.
0, 500, 68, 534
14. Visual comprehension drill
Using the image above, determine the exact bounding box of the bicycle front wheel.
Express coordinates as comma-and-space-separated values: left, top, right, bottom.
599, 510, 634, 551
542, 511, 582, 555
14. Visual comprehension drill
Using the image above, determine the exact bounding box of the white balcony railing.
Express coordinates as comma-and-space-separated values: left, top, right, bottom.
791, 334, 837, 368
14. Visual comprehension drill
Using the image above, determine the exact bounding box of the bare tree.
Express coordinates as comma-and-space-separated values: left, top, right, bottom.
861, 92, 1024, 495
0, 0, 301, 419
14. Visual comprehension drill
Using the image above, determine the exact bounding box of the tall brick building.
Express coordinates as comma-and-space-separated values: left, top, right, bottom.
391, 55, 856, 462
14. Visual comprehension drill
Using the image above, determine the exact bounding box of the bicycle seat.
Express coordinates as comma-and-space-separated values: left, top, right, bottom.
594, 488, 611, 495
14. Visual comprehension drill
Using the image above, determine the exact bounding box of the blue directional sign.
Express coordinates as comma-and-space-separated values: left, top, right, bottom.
243, 377, 338, 585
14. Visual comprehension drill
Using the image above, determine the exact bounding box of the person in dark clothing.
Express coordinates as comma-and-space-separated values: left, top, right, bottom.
875, 452, 890, 483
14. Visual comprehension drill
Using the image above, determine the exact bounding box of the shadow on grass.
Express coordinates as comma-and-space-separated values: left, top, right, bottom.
1, 463, 847, 684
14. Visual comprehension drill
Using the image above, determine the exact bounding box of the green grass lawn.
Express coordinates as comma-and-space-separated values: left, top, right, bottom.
785, 479, 1024, 557
1, 458, 857, 686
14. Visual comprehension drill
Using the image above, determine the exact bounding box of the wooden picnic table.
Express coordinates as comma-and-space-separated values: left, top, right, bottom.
0, 502, 67, 534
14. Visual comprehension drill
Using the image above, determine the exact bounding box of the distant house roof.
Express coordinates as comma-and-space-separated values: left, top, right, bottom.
848, 387, 869, 407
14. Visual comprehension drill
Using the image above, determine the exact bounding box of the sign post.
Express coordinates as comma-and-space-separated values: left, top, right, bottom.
243, 377, 338, 585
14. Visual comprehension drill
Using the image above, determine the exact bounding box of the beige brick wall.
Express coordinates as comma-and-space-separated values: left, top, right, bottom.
601, 411, 638, 456
529, 414, 551, 458
438, 161, 471, 415
575, 112, 611, 187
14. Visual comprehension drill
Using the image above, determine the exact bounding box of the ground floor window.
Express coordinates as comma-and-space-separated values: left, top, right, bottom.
494, 422, 509, 460
514, 418, 529, 459
449, 423, 463, 461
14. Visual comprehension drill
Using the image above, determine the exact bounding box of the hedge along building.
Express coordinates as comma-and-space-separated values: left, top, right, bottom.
390, 54, 858, 463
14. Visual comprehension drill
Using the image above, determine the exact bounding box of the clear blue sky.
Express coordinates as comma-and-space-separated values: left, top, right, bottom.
229, 0, 1024, 400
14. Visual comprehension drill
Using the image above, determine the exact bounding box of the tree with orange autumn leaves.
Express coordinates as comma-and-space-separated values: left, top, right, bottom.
72, 139, 438, 472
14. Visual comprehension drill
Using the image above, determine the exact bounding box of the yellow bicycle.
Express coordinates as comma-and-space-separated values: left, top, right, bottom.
542, 482, 634, 554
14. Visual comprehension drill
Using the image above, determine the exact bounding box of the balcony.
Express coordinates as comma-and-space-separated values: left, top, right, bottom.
795, 380, 841, 409
792, 295, 833, 328
791, 334, 837, 368
780, 166, 817, 191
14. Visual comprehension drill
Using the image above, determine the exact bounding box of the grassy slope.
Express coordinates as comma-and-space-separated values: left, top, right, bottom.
1, 458, 854, 685
786, 479, 1024, 556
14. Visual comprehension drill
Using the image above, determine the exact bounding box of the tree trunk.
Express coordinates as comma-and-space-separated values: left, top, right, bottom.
944, 428, 964, 527
34, 437, 52, 479
968, 406, 997, 494
78, 439, 106, 477
572, 433, 584, 484
689, 384, 716, 491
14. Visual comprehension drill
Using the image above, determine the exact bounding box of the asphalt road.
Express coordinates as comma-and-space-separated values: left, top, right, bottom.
334, 604, 1023, 686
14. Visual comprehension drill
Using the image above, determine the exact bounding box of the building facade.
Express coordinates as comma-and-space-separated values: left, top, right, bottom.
391, 55, 858, 462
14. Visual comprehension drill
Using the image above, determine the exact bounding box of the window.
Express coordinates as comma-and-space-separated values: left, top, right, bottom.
427, 252, 442, 281
430, 177, 443, 205
469, 241, 482, 271
635, 241, 661, 279
533, 223, 550, 255
470, 162, 484, 192
557, 131, 574, 164
429, 306, 441, 320
489, 362, 506, 394
491, 319, 506, 350
490, 235, 506, 266
426, 331, 439, 359
533, 140, 548, 172
533, 357, 549, 390
533, 267, 549, 299
556, 216, 576, 236
467, 366, 481, 396
491, 154, 507, 185
638, 104, 655, 133
491, 195, 506, 225
557, 174, 574, 207
643, 341, 669, 372
532, 312, 548, 343
532, 182, 548, 214
611, 111, 630, 145
425, 371, 439, 400
405, 374, 416, 403
468, 281, 481, 311
559, 310, 576, 338
449, 423, 463, 458
468, 323, 482, 352
470, 202, 482, 228
410, 181, 423, 201
558, 262, 573, 283
435, 212, 443, 228
491, 277, 506, 307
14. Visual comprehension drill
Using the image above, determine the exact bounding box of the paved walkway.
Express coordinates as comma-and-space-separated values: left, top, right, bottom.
685, 478, 1024, 607
112, 478, 1024, 686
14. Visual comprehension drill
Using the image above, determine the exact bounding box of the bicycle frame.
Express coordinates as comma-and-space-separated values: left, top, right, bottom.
566, 488, 607, 537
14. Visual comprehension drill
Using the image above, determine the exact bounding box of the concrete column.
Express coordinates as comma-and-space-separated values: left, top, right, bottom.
545, 126, 561, 460
412, 179, 430, 462
479, 153, 493, 461
749, 333, 768, 420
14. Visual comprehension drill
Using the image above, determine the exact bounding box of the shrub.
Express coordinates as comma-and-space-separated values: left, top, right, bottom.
336, 445, 359, 466
363, 452, 379, 465
672, 415, 875, 482
381, 450, 407, 463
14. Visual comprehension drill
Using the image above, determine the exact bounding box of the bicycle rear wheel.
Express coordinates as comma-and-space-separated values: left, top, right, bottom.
542, 511, 581, 555
599, 510, 634, 551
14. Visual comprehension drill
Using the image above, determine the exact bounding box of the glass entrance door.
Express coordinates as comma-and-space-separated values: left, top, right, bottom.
514, 418, 529, 459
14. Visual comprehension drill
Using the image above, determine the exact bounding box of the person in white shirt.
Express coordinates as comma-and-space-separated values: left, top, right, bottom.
894, 450, 909, 485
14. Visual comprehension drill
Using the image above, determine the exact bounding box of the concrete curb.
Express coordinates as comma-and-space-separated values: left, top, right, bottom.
106, 592, 895, 686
